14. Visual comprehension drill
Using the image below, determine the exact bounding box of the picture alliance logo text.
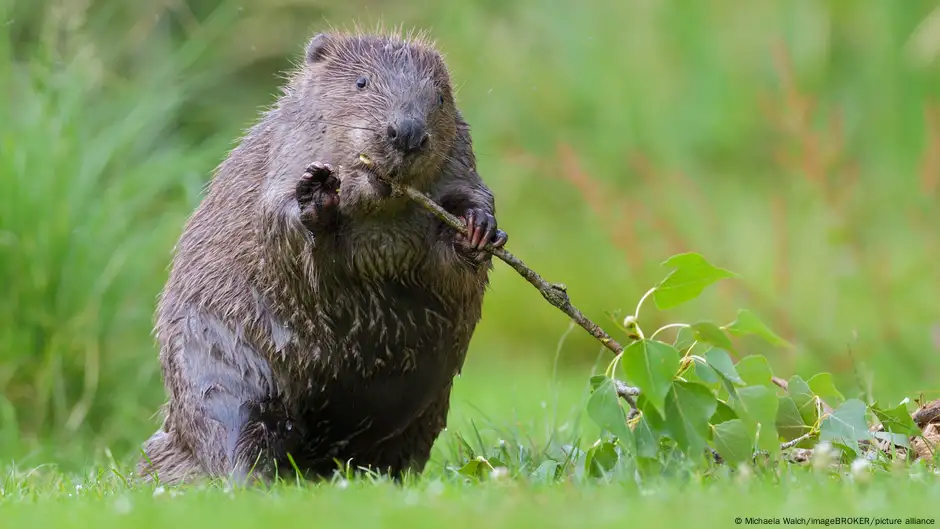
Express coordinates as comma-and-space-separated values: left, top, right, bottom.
736, 517, 935, 526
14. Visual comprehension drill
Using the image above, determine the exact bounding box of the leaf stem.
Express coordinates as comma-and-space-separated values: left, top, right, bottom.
649, 323, 689, 341
780, 431, 815, 450
604, 354, 620, 379
633, 287, 656, 321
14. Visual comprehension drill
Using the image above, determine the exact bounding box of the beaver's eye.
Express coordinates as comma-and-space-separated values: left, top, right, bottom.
438, 93, 444, 107
356, 76, 369, 89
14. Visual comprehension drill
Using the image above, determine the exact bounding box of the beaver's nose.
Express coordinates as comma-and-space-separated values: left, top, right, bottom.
387, 118, 429, 153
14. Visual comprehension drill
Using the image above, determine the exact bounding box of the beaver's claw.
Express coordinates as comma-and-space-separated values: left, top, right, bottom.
297, 161, 340, 231
454, 208, 508, 263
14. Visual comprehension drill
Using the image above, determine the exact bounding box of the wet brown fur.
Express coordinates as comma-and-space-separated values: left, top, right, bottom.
137, 26, 502, 485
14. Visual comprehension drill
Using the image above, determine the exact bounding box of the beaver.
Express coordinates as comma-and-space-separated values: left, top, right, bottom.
137, 29, 508, 485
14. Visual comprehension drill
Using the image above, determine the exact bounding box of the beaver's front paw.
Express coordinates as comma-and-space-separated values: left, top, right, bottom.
454, 208, 508, 263
297, 161, 340, 231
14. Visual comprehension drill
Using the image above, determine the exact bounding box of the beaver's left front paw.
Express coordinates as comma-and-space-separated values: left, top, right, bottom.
454, 208, 508, 263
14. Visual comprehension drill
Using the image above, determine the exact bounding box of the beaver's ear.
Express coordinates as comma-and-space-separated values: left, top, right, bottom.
305, 33, 333, 64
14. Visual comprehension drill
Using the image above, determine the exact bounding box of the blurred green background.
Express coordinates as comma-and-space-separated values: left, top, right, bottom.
2, 0, 939, 471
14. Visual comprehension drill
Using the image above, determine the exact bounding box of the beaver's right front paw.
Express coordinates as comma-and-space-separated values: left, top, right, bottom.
296, 161, 340, 231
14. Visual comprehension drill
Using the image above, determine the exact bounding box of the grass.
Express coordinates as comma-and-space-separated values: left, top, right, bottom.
2, 357, 938, 526
2, 0, 940, 523
0, 1, 239, 456
2, 473, 939, 528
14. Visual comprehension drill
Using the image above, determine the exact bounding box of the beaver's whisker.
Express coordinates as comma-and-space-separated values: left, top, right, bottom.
316, 119, 378, 132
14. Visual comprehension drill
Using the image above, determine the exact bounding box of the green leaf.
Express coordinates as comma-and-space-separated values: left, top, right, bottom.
686, 367, 721, 394
731, 385, 780, 457
831, 441, 858, 460
692, 322, 735, 352
532, 460, 559, 482
710, 419, 753, 465
588, 375, 608, 391
652, 253, 737, 310
820, 399, 872, 452
687, 349, 741, 397
585, 441, 619, 477
776, 396, 811, 442
621, 340, 681, 416
633, 415, 659, 459
871, 402, 920, 437
664, 381, 718, 456
457, 456, 493, 480
724, 309, 791, 347
735, 355, 775, 388
634, 395, 666, 459
788, 375, 819, 427
487, 457, 509, 469
586, 377, 635, 453
807, 373, 845, 408
693, 359, 720, 385
704, 348, 743, 385
872, 431, 911, 449
637, 395, 666, 432
673, 326, 696, 352
635, 457, 663, 477
711, 400, 738, 425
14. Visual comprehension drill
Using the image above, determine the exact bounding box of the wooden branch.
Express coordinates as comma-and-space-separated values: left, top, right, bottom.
614, 380, 641, 398
381, 178, 641, 399
392, 183, 626, 357
382, 176, 878, 464
615, 380, 640, 419
780, 431, 814, 451
383, 179, 839, 420
913, 399, 940, 429
363, 167, 938, 468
